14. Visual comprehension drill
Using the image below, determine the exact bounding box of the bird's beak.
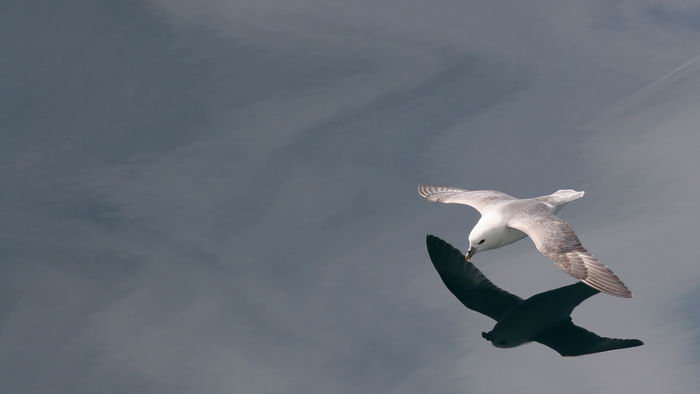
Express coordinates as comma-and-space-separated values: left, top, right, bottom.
466, 246, 476, 260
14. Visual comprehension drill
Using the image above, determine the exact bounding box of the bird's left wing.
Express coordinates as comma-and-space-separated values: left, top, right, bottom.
535, 318, 643, 356
418, 185, 515, 214
507, 213, 632, 298
427, 235, 522, 321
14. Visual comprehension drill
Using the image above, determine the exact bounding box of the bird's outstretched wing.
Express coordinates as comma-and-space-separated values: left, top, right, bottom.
507, 214, 632, 298
418, 185, 515, 214
535, 318, 643, 356
426, 235, 522, 321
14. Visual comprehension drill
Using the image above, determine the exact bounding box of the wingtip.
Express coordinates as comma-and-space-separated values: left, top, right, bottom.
417, 184, 454, 199
606, 288, 633, 298
617, 285, 633, 298
425, 234, 468, 275
579, 265, 634, 299
611, 286, 633, 298
426, 234, 454, 253
425, 233, 444, 251
612, 338, 645, 352
417, 184, 431, 199
580, 279, 634, 298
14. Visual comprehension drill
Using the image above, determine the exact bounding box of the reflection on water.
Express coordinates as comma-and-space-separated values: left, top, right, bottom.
427, 235, 643, 356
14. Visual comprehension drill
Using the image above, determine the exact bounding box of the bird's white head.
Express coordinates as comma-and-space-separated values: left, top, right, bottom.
467, 225, 499, 260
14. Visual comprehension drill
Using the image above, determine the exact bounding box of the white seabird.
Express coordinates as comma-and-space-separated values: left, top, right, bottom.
418, 185, 632, 298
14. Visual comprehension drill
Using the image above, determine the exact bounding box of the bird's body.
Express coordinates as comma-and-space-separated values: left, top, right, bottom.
469, 200, 528, 249
418, 185, 632, 298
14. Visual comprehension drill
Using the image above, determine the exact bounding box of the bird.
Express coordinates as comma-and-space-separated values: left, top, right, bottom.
418, 184, 632, 297
426, 235, 643, 356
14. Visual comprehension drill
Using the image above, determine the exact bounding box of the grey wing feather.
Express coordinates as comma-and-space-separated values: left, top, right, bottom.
508, 214, 632, 298
418, 185, 515, 213
535, 318, 643, 356
426, 235, 522, 321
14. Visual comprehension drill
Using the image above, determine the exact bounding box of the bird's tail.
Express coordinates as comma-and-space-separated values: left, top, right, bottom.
536, 189, 585, 210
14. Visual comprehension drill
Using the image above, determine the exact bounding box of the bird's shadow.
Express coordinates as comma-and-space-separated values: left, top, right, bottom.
426, 235, 643, 356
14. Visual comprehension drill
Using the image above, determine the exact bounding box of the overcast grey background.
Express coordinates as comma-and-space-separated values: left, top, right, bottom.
3, 0, 700, 393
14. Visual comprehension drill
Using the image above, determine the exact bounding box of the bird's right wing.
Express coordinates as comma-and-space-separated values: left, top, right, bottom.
418, 185, 515, 214
507, 213, 632, 298
426, 235, 522, 321
535, 318, 643, 356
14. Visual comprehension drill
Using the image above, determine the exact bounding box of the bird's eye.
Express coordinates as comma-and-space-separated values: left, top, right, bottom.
478, 239, 485, 245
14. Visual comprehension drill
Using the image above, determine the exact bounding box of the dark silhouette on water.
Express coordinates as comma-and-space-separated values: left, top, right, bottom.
426, 235, 643, 356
